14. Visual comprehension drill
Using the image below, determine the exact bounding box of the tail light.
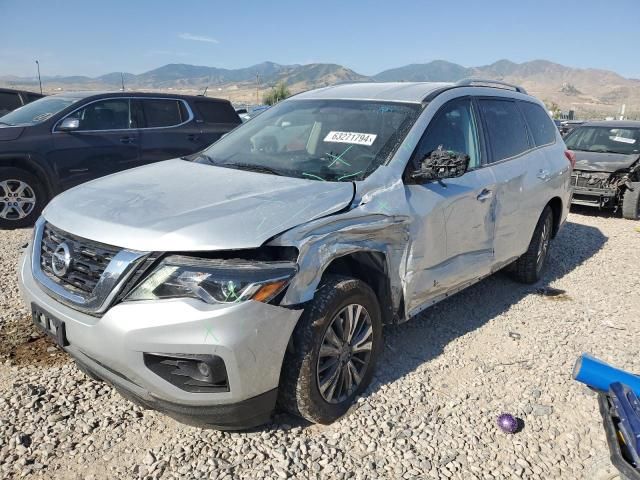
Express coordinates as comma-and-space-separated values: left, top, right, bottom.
564, 150, 576, 169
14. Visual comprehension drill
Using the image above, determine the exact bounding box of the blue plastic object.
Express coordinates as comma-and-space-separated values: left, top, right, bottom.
573, 354, 640, 397
610, 382, 640, 467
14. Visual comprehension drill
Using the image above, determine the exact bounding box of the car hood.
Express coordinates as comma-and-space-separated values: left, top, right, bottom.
43, 159, 354, 251
0, 126, 25, 141
573, 151, 639, 173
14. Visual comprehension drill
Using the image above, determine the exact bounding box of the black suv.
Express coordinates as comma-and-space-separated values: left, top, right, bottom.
0, 92, 241, 228
0, 87, 44, 116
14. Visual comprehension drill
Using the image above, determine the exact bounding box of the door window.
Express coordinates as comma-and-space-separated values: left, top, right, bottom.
519, 101, 556, 147
66, 99, 131, 131
141, 99, 187, 128
195, 101, 241, 123
412, 98, 481, 169
478, 99, 530, 162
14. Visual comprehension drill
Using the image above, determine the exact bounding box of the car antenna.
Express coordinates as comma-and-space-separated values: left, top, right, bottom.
200, 86, 208, 97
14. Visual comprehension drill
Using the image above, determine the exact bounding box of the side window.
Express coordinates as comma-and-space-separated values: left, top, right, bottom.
66, 99, 130, 131
0, 92, 23, 113
478, 99, 530, 162
25, 93, 42, 103
141, 99, 185, 128
519, 102, 556, 147
413, 98, 481, 169
195, 101, 241, 124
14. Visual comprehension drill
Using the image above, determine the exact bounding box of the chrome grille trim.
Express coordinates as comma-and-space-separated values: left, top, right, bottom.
32, 218, 149, 315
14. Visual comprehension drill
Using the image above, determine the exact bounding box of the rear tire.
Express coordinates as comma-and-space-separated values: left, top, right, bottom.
621, 182, 640, 220
0, 167, 46, 229
278, 275, 383, 424
509, 206, 554, 284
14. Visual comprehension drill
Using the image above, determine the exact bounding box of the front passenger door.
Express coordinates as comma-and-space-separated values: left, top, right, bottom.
51, 98, 140, 190
403, 97, 497, 315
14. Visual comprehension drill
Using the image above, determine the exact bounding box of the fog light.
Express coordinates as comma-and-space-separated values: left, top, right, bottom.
143, 353, 229, 393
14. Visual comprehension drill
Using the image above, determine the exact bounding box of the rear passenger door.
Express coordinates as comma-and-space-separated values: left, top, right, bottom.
477, 98, 550, 263
135, 98, 201, 164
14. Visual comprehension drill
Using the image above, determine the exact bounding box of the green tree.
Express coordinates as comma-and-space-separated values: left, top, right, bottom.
263, 82, 290, 105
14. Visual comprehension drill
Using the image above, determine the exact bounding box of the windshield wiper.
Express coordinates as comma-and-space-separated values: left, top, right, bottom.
222, 163, 285, 176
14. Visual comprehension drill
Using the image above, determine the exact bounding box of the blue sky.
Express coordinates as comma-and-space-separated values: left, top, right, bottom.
1, 0, 638, 78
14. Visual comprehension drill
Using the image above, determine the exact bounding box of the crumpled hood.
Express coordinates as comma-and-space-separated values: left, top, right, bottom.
43, 159, 354, 251
0, 126, 25, 141
573, 151, 639, 173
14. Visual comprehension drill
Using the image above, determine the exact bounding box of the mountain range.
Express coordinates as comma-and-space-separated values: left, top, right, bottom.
2, 59, 638, 117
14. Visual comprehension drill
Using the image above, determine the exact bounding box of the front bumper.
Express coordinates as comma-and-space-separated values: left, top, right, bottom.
19, 248, 303, 429
571, 186, 618, 208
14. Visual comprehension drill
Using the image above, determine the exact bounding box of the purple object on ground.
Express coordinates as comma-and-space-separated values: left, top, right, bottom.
497, 413, 518, 434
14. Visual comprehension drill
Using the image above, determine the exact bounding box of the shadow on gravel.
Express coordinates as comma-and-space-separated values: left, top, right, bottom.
358, 220, 608, 401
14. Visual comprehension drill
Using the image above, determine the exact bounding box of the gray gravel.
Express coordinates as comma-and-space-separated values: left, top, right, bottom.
1, 209, 639, 479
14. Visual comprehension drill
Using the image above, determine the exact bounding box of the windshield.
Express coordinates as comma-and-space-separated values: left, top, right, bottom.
195, 99, 422, 181
565, 126, 640, 155
0, 96, 79, 126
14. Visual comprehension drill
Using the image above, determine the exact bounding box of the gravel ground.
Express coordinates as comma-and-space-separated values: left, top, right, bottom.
1, 209, 639, 480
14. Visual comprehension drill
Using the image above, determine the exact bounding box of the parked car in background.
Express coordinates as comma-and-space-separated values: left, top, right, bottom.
565, 121, 640, 219
0, 91, 241, 228
19, 79, 572, 429
560, 120, 585, 137
0, 87, 44, 116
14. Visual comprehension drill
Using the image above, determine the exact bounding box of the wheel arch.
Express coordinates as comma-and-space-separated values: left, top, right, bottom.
546, 196, 563, 238
319, 250, 401, 325
0, 154, 56, 200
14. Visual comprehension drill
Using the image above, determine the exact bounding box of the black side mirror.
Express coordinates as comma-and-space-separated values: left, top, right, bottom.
411, 147, 470, 182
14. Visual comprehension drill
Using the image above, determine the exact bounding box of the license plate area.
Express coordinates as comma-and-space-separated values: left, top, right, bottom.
32, 304, 68, 347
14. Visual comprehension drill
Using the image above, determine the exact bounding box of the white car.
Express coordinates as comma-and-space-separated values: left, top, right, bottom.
19, 79, 573, 429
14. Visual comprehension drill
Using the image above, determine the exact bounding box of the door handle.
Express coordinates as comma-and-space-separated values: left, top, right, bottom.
537, 169, 551, 181
476, 188, 493, 201
119, 136, 136, 144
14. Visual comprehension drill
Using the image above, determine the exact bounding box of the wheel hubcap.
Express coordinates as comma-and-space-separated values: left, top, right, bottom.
316, 303, 373, 404
536, 217, 551, 271
0, 180, 36, 220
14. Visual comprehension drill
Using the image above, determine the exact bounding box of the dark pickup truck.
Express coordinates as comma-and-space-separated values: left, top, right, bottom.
0, 91, 241, 228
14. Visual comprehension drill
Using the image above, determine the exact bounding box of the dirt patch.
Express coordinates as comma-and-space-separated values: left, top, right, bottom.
0, 315, 69, 367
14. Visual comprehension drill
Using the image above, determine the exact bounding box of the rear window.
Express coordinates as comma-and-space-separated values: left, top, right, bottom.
479, 99, 531, 162
195, 101, 241, 124
519, 102, 556, 147
142, 99, 187, 128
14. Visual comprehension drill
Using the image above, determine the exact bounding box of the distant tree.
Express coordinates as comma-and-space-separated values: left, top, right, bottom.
544, 101, 561, 118
263, 82, 290, 105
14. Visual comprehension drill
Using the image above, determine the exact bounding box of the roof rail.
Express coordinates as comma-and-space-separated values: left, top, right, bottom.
455, 78, 527, 94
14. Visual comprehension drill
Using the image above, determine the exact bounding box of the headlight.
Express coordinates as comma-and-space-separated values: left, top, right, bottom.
126, 256, 297, 305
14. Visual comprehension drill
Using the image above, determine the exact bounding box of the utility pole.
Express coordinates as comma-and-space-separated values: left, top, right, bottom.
256, 73, 260, 105
35, 60, 43, 95
120, 72, 125, 91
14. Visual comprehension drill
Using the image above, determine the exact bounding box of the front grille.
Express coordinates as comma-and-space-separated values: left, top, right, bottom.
40, 223, 121, 296
571, 172, 610, 190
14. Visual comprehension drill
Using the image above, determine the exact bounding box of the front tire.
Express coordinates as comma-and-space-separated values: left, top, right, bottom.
509, 206, 554, 284
0, 167, 46, 229
622, 182, 640, 220
279, 275, 383, 424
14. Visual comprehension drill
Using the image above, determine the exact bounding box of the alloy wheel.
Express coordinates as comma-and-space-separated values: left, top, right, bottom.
0, 179, 37, 221
536, 216, 552, 272
316, 303, 373, 404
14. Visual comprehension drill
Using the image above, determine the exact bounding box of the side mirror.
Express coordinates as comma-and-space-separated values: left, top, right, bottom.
57, 117, 80, 132
411, 148, 470, 182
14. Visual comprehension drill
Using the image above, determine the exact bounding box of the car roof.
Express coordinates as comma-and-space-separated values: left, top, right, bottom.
48, 91, 231, 103
294, 82, 454, 103
582, 120, 640, 128
0, 87, 43, 96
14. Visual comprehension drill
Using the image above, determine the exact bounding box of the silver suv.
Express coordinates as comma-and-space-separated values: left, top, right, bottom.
19, 80, 573, 429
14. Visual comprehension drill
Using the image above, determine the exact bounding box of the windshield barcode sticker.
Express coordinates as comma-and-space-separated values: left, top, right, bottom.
324, 131, 377, 146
